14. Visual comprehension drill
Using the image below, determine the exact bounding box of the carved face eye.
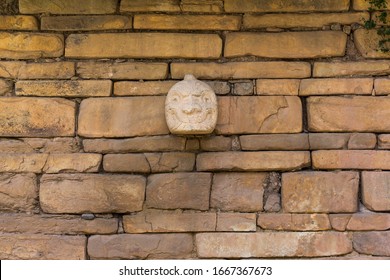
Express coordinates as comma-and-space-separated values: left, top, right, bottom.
202, 93, 212, 103
170, 93, 180, 102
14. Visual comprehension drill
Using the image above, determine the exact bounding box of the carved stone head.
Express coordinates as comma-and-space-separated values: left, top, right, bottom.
165, 74, 218, 134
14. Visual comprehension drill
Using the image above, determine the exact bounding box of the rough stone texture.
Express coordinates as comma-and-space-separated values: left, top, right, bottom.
329, 214, 351, 231
308, 96, 390, 132
378, 134, 390, 149
103, 154, 150, 173
362, 172, 390, 211
353, 0, 389, 10
348, 133, 376, 149
0, 0, 18, 14
264, 193, 281, 212
353, 232, 390, 256
196, 232, 352, 258
123, 212, 216, 233
88, 234, 193, 259
225, 32, 347, 58
41, 16, 132, 31
0, 173, 37, 213
114, 81, 176, 96
240, 134, 309, 151
374, 78, 390, 95
258, 214, 331, 231
354, 29, 390, 58
40, 174, 146, 214
0, 98, 75, 137
197, 151, 310, 171
180, 0, 223, 12
120, 0, 181, 12
171, 62, 311, 79
0, 80, 12, 95
233, 81, 253, 96
282, 171, 359, 213
216, 96, 302, 134
0, 138, 81, 153
314, 61, 390, 77
256, 79, 300, 96
211, 173, 267, 212
19, 0, 117, 14
200, 136, 232, 151
0, 15, 38, 30
0, 153, 48, 172
216, 213, 256, 232
346, 214, 390, 231
43, 154, 102, 173
299, 78, 373, 96
146, 173, 211, 210
0, 61, 75, 79
309, 133, 350, 149
66, 33, 222, 59
78, 97, 169, 138
16, 80, 111, 97
0, 234, 86, 260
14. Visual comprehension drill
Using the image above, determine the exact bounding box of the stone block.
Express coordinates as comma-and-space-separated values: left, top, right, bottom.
0, 61, 74, 79
314, 61, 390, 77
353, 232, 390, 256
120, 0, 180, 12
256, 79, 300, 96
354, 29, 390, 58
216, 213, 256, 231
19, 0, 117, 14
0, 15, 38, 30
257, 214, 331, 231
299, 78, 373, 95
240, 134, 309, 151
200, 136, 232, 151
43, 153, 102, 173
362, 172, 390, 211
378, 134, 390, 149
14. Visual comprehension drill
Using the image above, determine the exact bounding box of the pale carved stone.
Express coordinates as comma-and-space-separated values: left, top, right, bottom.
165, 74, 217, 134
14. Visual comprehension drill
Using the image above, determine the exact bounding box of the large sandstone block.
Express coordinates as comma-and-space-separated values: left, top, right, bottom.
362, 172, 390, 211
66, 33, 222, 59
282, 171, 359, 213
19, 0, 117, 14
217, 213, 257, 232
346, 213, 390, 231
0, 61, 74, 79
374, 78, 390, 95
240, 134, 309, 151
78, 97, 169, 138
258, 214, 331, 231
43, 153, 102, 173
0, 15, 38, 30
256, 79, 300, 96
0, 153, 47, 172
354, 29, 390, 58
313, 61, 390, 77
41, 16, 132, 31
299, 78, 373, 95
308, 133, 375, 150
40, 174, 146, 214
196, 232, 352, 258
120, 0, 180, 12
0, 98, 75, 137
353, 232, 390, 256
225, 32, 347, 58
114, 81, 176, 96
0, 138, 81, 154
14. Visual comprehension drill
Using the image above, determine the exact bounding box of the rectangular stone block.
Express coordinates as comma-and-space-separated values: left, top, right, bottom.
19, 0, 117, 14
200, 136, 232, 151
114, 81, 176, 96
196, 232, 352, 258
146, 173, 211, 210
0, 138, 81, 153
0, 80, 12, 95
379, 134, 390, 149
346, 213, 390, 231
41, 16, 132, 31
258, 214, 331, 231
16, 80, 111, 97
40, 174, 146, 214
197, 151, 310, 171
362, 172, 390, 211
240, 134, 309, 151
120, 0, 180, 12
43, 153, 102, 173
347, 133, 376, 149
353, 0, 390, 10
225, 32, 347, 58
282, 171, 359, 213
256, 79, 300, 96
66, 33, 222, 59
353, 232, 390, 256
0, 61, 74, 79
309, 133, 350, 150
300, 78, 373, 95
374, 78, 390, 95
308, 96, 390, 132
0, 153, 47, 173
313, 61, 390, 77
0, 97, 75, 137
354, 29, 390, 58
0, 32, 63, 59
171, 62, 311, 79
0, 16, 38, 30
180, 0, 223, 12
216, 213, 256, 232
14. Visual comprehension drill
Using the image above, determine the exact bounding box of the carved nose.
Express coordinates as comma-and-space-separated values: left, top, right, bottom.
182, 103, 202, 114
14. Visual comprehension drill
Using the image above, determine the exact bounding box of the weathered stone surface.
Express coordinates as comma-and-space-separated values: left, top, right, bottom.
354, 29, 390, 58
88, 234, 193, 259
353, 232, 390, 256
362, 172, 390, 211
379, 134, 390, 149
19, 0, 117, 14
240, 134, 309, 151
0, 15, 38, 30
258, 214, 331, 231
348, 133, 376, 149
1, 138, 80, 153
197, 151, 310, 171
123, 212, 216, 233
0, 80, 12, 95
43, 153, 102, 173
211, 173, 267, 212
256, 79, 300, 96
329, 214, 350, 231
353, 0, 390, 10
0, 61, 75, 79
282, 171, 359, 213
314, 61, 390, 77
103, 154, 150, 173
309, 133, 350, 149
264, 193, 281, 212
66, 33, 222, 59
196, 232, 352, 258
0, 214, 117, 234
16, 80, 111, 97
0, 154, 47, 172
346, 213, 390, 230
41, 16, 132, 31
120, 0, 180, 12
146, 173, 211, 210
0, 173, 37, 213
299, 78, 373, 95
77, 62, 168, 80
200, 136, 232, 151
171, 62, 311, 79
308, 96, 390, 132
40, 174, 146, 214
180, 0, 223, 12
216, 213, 256, 232
374, 78, 390, 95
233, 81, 253, 95
78, 97, 169, 138
225, 32, 347, 58
114, 81, 175, 96
312, 150, 390, 169
216, 96, 302, 134
0, 98, 75, 137
0, 234, 86, 260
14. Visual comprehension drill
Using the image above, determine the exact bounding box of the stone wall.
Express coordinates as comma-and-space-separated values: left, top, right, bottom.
1, 0, 390, 260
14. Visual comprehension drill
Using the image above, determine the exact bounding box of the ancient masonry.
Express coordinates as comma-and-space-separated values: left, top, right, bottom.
0, 0, 390, 260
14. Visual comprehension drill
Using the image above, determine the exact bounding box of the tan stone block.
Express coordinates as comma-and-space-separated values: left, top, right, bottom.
197, 151, 310, 171
374, 78, 390, 95
233, 81, 253, 95
0, 174, 37, 213
16, 80, 111, 97
354, 29, 390, 58
103, 154, 150, 173
146, 173, 211, 210
40, 174, 146, 214
0, 154, 47, 173
0, 61, 75, 79
312, 150, 390, 169
216, 96, 302, 134
347, 213, 390, 230
134, 15, 240, 30
77, 61, 168, 80
300, 78, 373, 96
362, 172, 390, 211
282, 171, 359, 213
0, 234, 86, 260
225, 32, 347, 58
114, 81, 176, 96
0, 80, 12, 95
347, 133, 376, 149
258, 214, 331, 231
41, 16, 132, 31
43, 153, 102, 173
78, 97, 169, 138
181, 0, 223, 12
378, 134, 390, 149
66, 33, 222, 59
0, 97, 75, 137
216, 213, 256, 232
145, 153, 195, 172
329, 214, 351, 231
88, 234, 193, 259
353, 0, 390, 10
0, 16, 38, 30
309, 133, 350, 149
353, 232, 390, 256
123, 212, 216, 233
0, 32, 63, 59
19, 0, 117, 14
120, 0, 180, 12
240, 134, 309, 151
0, 214, 117, 234
314, 61, 390, 77
171, 62, 311, 79
256, 79, 300, 96
196, 232, 352, 258
0, 138, 81, 153
0, 61, 24, 78
200, 136, 232, 151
